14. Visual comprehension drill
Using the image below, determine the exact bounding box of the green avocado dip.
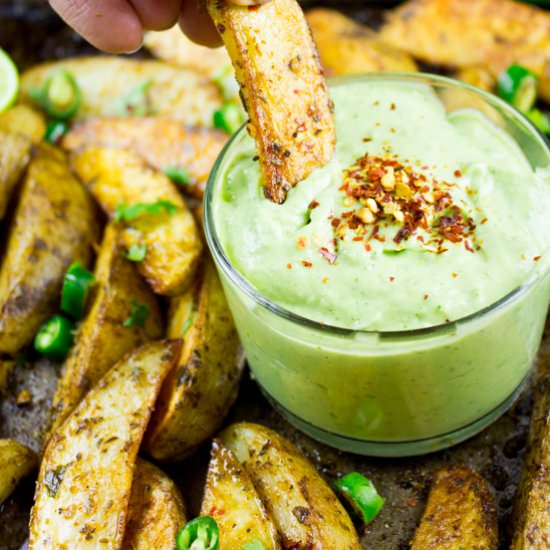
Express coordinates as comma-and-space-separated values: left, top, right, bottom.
207, 76, 550, 455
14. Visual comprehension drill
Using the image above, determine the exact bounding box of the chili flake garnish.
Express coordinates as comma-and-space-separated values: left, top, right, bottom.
319, 247, 337, 265
334, 153, 478, 254
302, 260, 313, 268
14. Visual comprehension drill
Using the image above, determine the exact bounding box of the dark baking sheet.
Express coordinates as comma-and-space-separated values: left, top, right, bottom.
0, 4, 546, 549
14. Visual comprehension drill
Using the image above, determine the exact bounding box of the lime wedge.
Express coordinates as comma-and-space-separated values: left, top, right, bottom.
0, 48, 19, 112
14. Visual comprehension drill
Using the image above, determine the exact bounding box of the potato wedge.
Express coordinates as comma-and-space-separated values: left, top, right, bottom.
63, 118, 227, 199
220, 422, 360, 549
207, 0, 335, 204
411, 466, 498, 550
20, 57, 222, 126
0, 105, 46, 144
29, 339, 181, 550
0, 439, 37, 504
123, 458, 186, 550
0, 130, 31, 219
0, 144, 99, 355
453, 67, 496, 93
49, 223, 163, 436
144, 259, 243, 461
71, 147, 202, 296
306, 8, 418, 77
145, 26, 230, 76
510, 371, 550, 549
201, 439, 280, 549
380, 0, 550, 103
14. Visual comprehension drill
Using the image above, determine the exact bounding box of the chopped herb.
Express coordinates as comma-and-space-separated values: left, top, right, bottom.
213, 102, 245, 135
114, 200, 178, 222
115, 80, 152, 117
44, 464, 67, 498
164, 166, 191, 186
382, 249, 406, 256
126, 244, 147, 262
123, 300, 150, 328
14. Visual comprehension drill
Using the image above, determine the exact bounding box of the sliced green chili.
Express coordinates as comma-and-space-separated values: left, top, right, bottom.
115, 80, 152, 117
61, 262, 95, 319
526, 108, 550, 135
34, 315, 75, 361
30, 69, 81, 120
176, 516, 219, 550
497, 64, 538, 113
123, 300, 150, 328
126, 244, 147, 262
213, 102, 245, 135
114, 200, 178, 223
164, 166, 191, 186
335, 472, 385, 525
44, 120, 68, 144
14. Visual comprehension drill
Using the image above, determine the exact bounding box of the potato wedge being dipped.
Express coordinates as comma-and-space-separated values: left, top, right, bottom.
144, 259, 243, 461
0, 439, 37, 504
29, 339, 182, 550
207, 0, 335, 204
220, 422, 361, 549
49, 223, 163, 436
63, 118, 228, 199
123, 458, 186, 550
71, 147, 202, 296
201, 439, 281, 549
0, 144, 99, 355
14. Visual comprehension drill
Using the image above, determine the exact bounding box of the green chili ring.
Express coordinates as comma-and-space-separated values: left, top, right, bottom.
335, 472, 385, 525
497, 64, 538, 114
61, 262, 95, 319
34, 315, 75, 361
31, 69, 81, 120
176, 516, 219, 550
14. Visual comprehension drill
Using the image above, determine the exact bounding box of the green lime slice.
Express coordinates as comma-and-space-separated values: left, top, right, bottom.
0, 48, 19, 112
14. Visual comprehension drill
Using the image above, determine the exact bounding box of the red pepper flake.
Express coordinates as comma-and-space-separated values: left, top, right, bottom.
423, 294, 429, 300
390, 103, 396, 110
407, 496, 418, 508
319, 247, 337, 265
308, 200, 320, 210
286, 263, 293, 269
454, 169, 462, 178
364, 243, 371, 252
302, 260, 313, 268
297, 236, 308, 249
534, 255, 542, 261
389, 276, 395, 282
331, 218, 341, 228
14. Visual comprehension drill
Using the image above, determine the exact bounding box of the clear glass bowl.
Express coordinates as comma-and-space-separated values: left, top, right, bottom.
204, 73, 550, 456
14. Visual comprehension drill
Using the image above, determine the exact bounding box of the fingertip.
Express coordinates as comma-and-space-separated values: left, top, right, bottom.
179, 0, 222, 47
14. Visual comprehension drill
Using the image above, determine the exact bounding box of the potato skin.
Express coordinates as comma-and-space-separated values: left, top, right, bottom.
0, 439, 37, 504
123, 459, 186, 550
71, 146, 202, 296
144, 260, 243, 461
411, 466, 498, 550
0, 105, 46, 144
49, 223, 163, 436
221, 422, 361, 550
0, 130, 31, 219
63, 117, 228, 199
0, 144, 99, 355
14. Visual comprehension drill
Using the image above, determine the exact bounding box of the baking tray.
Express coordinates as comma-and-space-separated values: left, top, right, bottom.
0, 3, 547, 549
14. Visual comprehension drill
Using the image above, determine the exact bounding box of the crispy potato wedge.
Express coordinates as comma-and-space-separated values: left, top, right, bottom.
0, 130, 31, 219
145, 27, 230, 75
49, 224, 163, 436
0, 105, 46, 144
63, 117, 227, 199
510, 370, 550, 549
306, 8, 418, 76
20, 57, 222, 126
411, 466, 498, 550
72, 147, 202, 296
144, 260, 243, 461
220, 422, 361, 549
0, 144, 99, 355
201, 439, 280, 549
29, 339, 181, 550
380, 0, 550, 103
123, 458, 186, 550
207, 0, 335, 204
0, 439, 37, 504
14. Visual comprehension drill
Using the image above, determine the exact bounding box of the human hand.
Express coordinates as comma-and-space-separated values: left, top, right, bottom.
48, 0, 270, 53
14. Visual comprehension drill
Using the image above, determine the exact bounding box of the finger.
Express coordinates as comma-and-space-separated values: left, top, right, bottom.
179, 0, 221, 47
49, 0, 143, 53
129, 0, 182, 31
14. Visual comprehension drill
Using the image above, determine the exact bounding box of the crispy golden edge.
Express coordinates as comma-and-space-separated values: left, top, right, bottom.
411, 466, 498, 550
0, 439, 37, 504
207, 0, 335, 203
48, 223, 163, 437
123, 458, 186, 550
144, 260, 243, 461
29, 340, 182, 549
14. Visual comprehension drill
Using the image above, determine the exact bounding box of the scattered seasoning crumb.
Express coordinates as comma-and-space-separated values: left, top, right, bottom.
308, 200, 320, 210
407, 496, 418, 507
287, 263, 293, 269
423, 294, 429, 300
389, 276, 395, 282
390, 103, 396, 110
322, 277, 329, 284
17, 389, 31, 406
301, 260, 313, 268
534, 255, 542, 261
319, 247, 337, 265
452, 272, 459, 278
363, 137, 373, 143
454, 169, 462, 178
390, 128, 396, 133
375, 122, 381, 127
252, 155, 259, 161
521, 254, 526, 260
297, 236, 308, 249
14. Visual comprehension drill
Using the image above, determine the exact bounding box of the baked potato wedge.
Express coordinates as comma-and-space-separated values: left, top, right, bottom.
71, 147, 202, 296
49, 223, 163, 436
20, 57, 222, 126
0, 439, 37, 504
63, 117, 227, 199
144, 259, 243, 461
0, 105, 46, 144
220, 422, 361, 549
29, 339, 181, 550
0, 144, 99, 355
411, 466, 498, 550
0, 130, 31, 219
380, 0, 550, 103
306, 8, 418, 76
123, 458, 186, 550
207, 0, 335, 204
201, 439, 280, 549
